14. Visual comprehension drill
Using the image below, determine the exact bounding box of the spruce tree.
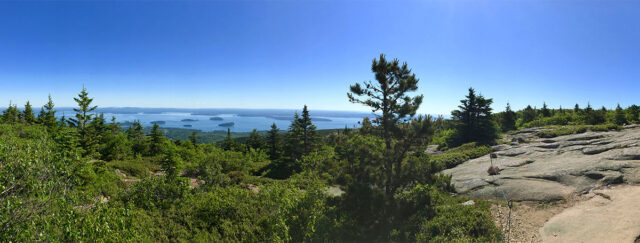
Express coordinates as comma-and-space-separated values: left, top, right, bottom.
68, 86, 98, 132
500, 103, 517, 131
614, 104, 627, 125
20, 101, 35, 124
627, 105, 640, 124
541, 102, 551, 117
2, 103, 20, 124
42, 95, 57, 129
451, 87, 498, 145
266, 123, 282, 161
128, 120, 146, 155
285, 105, 318, 162
246, 129, 265, 150
522, 105, 536, 123
149, 123, 165, 155
188, 131, 198, 145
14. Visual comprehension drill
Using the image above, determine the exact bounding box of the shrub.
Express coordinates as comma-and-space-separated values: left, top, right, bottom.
430, 142, 492, 169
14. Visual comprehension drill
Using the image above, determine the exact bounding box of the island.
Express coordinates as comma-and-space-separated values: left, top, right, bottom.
183, 124, 192, 127
181, 119, 198, 122
150, 120, 166, 125
218, 122, 235, 127
209, 117, 223, 121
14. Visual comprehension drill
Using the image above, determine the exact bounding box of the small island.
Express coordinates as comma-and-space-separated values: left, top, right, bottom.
181, 119, 198, 122
218, 122, 235, 127
183, 124, 192, 127
209, 117, 223, 121
150, 120, 166, 125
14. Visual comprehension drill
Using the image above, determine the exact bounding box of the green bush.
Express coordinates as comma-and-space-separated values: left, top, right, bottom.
429, 142, 492, 169
108, 159, 153, 178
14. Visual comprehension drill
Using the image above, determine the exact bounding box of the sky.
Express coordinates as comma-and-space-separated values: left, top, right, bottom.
0, 0, 638, 115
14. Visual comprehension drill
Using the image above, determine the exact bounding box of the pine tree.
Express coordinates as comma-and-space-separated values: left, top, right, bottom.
348, 54, 429, 197
285, 105, 319, 162
220, 128, 235, 151
266, 123, 282, 161
128, 120, 146, 155
451, 87, 498, 145
574, 104, 581, 113
68, 86, 98, 155
20, 101, 35, 124
68, 86, 98, 132
541, 102, 551, 117
42, 95, 57, 129
108, 116, 120, 134
627, 105, 640, 124
188, 131, 198, 145
2, 102, 20, 124
149, 123, 165, 155
614, 104, 627, 125
246, 129, 264, 150
500, 103, 517, 131
522, 105, 536, 123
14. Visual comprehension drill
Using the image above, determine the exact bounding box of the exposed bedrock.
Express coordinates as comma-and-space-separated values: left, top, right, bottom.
443, 127, 640, 202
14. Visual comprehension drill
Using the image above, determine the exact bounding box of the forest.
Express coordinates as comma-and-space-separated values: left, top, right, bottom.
1, 55, 638, 242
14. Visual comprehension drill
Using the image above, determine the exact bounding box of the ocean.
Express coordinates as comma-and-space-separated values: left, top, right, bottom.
53, 107, 374, 132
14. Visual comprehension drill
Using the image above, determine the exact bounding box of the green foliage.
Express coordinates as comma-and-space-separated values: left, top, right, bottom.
429, 142, 492, 169
266, 123, 283, 161
535, 124, 619, 138
450, 87, 499, 145
108, 159, 155, 178
499, 102, 517, 132
121, 176, 190, 210
21, 101, 36, 124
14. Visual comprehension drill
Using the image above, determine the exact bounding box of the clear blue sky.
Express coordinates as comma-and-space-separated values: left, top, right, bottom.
0, 1, 638, 115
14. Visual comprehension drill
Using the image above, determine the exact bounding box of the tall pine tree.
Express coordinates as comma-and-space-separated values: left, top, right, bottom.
451, 87, 498, 145
348, 54, 429, 197
21, 101, 36, 124
266, 123, 282, 161
500, 103, 517, 131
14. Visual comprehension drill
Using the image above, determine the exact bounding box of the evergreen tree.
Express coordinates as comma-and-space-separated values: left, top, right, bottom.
2, 103, 20, 124
41, 95, 57, 129
522, 105, 536, 124
266, 123, 283, 161
108, 116, 120, 134
246, 129, 265, 150
68, 86, 98, 155
220, 128, 237, 151
348, 54, 429, 197
84, 113, 107, 157
162, 147, 182, 178
149, 124, 165, 155
627, 105, 640, 124
451, 87, 498, 145
500, 103, 517, 131
614, 104, 627, 125
285, 105, 319, 162
68, 86, 98, 132
574, 104, 581, 113
188, 131, 198, 145
127, 120, 146, 155
541, 102, 551, 117
21, 101, 36, 124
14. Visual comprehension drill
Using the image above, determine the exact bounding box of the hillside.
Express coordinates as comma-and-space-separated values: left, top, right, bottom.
444, 125, 640, 242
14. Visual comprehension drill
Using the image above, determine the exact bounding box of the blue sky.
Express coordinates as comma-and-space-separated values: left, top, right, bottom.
0, 1, 638, 115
